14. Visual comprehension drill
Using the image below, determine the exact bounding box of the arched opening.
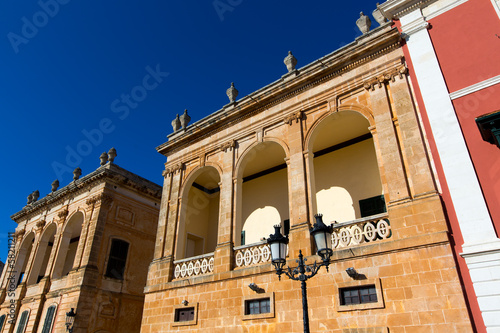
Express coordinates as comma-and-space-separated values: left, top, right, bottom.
52, 211, 84, 279
12, 232, 35, 286
308, 111, 385, 223
26, 224, 56, 285
176, 166, 221, 259
236, 141, 289, 246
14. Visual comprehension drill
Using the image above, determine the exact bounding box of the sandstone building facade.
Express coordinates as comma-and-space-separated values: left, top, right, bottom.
142, 23, 474, 332
1, 155, 161, 333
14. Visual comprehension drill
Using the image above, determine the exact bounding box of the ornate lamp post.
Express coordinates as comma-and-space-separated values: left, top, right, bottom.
267, 214, 333, 333
65, 308, 76, 332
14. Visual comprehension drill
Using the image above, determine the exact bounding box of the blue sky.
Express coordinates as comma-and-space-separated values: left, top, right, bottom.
0, 0, 384, 261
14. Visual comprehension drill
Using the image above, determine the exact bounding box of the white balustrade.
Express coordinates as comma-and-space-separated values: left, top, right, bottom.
173, 253, 214, 279
234, 241, 272, 268
331, 213, 391, 249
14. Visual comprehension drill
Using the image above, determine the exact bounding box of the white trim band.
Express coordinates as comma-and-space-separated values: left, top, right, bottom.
450, 74, 500, 100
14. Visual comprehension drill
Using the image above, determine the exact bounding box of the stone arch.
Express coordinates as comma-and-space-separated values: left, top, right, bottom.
52, 211, 84, 279
26, 223, 57, 285
176, 165, 222, 259
305, 109, 385, 223
234, 141, 289, 246
12, 231, 35, 286
234, 138, 290, 180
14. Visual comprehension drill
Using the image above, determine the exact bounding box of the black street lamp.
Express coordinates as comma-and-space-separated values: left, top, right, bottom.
65, 308, 76, 332
267, 214, 333, 333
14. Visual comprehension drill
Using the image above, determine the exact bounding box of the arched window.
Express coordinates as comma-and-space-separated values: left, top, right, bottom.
41, 305, 56, 333
15, 310, 29, 333
105, 239, 129, 280
52, 212, 84, 279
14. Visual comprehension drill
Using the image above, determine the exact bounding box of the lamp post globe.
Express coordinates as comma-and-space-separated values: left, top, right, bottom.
267, 225, 289, 279
309, 214, 334, 269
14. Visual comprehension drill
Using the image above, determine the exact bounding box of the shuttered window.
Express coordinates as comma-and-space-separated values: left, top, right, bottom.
15, 311, 29, 333
41, 306, 56, 333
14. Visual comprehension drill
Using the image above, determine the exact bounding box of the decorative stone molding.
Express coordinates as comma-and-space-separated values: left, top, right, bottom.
162, 163, 184, 177
284, 111, 303, 125
36, 220, 46, 231
57, 209, 69, 221
15, 229, 26, 241
86, 193, 113, 207
363, 65, 408, 90
220, 139, 236, 152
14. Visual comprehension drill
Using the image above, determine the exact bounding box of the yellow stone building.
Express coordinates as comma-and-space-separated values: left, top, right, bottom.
142, 24, 474, 332
1, 155, 161, 333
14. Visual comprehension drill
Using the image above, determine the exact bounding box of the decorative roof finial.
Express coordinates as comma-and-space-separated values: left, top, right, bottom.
100, 152, 108, 166
180, 109, 191, 129
356, 12, 372, 34
51, 180, 59, 192
73, 167, 82, 181
226, 82, 238, 104
172, 114, 181, 132
27, 192, 33, 205
284, 51, 297, 73
108, 148, 117, 163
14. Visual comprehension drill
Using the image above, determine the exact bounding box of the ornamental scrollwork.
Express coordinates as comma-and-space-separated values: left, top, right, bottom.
284, 111, 303, 125
220, 139, 236, 152
86, 193, 113, 207
363, 65, 408, 90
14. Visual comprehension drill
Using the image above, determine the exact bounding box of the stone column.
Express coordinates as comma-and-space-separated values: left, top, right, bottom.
160, 165, 183, 281
153, 171, 173, 260
79, 193, 113, 271
72, 202, 96, 270
25, 221, 47, 285
285, 111, 312, 258
213, 141, 235, 273
365, 79, 411, 204
388, 68, 437, 197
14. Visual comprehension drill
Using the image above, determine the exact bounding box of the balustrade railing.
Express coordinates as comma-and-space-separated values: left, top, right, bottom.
173, 252, 214, 279
234, 241, 272, 268
331, 213, 391, 248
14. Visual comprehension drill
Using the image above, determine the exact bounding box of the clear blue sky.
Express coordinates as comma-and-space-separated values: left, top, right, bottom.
0, 0, 384, 262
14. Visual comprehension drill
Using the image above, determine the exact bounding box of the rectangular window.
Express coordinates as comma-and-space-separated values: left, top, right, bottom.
241, 230, 245, 246
359, 195, 386, 217
340, 285, 377, 305
105, 239, 129, 280
175, 307, 195, 322
245, 298, 271, 315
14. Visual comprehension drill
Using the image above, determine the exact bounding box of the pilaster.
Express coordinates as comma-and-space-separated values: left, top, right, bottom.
366, 79, 411, 204
285, 111, 312, 258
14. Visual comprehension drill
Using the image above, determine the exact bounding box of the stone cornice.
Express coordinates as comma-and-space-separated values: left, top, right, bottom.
157, 26, 401, 157
378, 0, 435, 19
11, 164, 161, 222
363, 64, 408, 90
